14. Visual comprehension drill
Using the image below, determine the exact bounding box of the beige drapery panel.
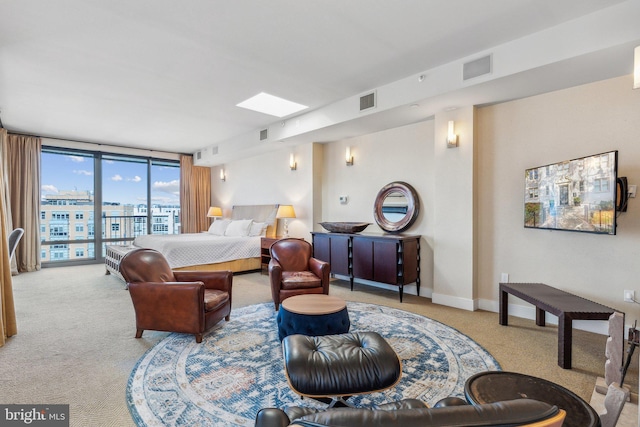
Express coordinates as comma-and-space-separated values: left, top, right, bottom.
6, 134, 41, 272
0, 128, 18, 346
180, 154, 211, 234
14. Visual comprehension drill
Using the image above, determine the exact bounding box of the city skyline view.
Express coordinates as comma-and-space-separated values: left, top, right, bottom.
41, 151, 180, 206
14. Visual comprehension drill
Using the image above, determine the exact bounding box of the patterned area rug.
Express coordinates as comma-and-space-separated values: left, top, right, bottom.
127, 302, 500, 426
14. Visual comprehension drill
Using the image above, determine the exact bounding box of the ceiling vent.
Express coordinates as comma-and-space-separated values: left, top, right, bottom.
359, 91, 376, 111
260, 129, 268, 141
196, 150, 202, 160
210, 145, 219, 155
463, 54, 492, 81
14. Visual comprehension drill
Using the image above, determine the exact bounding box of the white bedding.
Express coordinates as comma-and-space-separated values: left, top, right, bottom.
133, 233, 261, 269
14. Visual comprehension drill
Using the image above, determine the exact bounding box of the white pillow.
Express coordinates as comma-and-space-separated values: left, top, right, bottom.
224, 219, 253, 237
249, 221, 268, 237
208, 219, 231, 236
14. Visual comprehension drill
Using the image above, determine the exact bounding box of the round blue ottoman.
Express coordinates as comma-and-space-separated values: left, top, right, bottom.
277, 294, 350, 341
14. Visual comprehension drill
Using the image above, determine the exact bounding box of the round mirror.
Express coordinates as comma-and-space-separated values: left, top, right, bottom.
373, 182, 419, 233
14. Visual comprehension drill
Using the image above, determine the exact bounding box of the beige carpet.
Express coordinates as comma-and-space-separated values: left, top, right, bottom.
1, 264, 637, 426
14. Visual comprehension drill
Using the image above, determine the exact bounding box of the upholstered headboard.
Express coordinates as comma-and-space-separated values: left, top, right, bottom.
231, 204, 279, 238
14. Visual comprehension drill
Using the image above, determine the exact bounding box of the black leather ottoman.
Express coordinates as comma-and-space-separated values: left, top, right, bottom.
282, 332, 401, 407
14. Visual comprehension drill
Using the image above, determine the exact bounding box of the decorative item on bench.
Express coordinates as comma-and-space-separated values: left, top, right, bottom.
596, 312, 630, 427
318, 222, 370, 233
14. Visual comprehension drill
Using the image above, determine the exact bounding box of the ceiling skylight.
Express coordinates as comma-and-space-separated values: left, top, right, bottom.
236, 92, 308, 117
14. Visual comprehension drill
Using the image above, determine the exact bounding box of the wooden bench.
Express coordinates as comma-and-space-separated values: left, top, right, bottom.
499, 282, 620, 369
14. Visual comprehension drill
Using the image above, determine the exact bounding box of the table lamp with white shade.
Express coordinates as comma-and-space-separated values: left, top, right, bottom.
207, 206, 223, 222
276, 205, 296, 238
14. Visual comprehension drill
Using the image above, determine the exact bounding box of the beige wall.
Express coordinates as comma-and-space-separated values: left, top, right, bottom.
476, 75, 640, 331
320, 121, 435, 297
210, 74, 640, 332
433, 107, 477, 310
212, 120, 436, 298
210, 143, 315, 239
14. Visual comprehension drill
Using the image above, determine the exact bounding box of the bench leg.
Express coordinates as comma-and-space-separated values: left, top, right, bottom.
535, 307, 546, 327
499, 290, 508, 326
558, 313, 572, 369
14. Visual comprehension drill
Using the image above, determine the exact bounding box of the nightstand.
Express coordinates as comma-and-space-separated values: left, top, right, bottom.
260, 237, 281, 274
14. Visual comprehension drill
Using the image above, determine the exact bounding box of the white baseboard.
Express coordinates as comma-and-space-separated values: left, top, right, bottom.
331, 275, 431, 299
432, 293, 477, 311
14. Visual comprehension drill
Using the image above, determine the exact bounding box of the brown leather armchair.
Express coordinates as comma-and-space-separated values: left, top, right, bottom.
119, 248, 232, 343
268, 238, 330, 311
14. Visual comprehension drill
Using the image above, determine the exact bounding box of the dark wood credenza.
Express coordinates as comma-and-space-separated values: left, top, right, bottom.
311, 232, 420, 302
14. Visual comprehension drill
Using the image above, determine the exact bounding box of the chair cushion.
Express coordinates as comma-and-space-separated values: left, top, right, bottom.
281, 271, 321, 290
204, 289, 229, 311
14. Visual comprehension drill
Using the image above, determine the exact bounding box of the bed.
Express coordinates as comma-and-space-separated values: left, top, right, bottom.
132, 204, 279, 273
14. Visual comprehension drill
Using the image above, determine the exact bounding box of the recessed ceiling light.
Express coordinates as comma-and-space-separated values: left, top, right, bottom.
236, 92, 308, 117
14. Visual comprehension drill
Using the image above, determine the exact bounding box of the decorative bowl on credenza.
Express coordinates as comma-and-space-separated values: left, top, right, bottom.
319, 222, 371, 233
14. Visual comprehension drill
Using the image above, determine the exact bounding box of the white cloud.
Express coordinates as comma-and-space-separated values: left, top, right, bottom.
73, 169, 93, 176
68, 155, 85, 163
153, 180, 180, 196
128, 176, 142, 182
152, 196, 179, 204
111, 174, 123, 181
41, 184, 58, 194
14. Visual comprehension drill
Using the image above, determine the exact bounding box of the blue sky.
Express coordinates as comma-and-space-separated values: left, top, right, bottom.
41, 152, 180, 206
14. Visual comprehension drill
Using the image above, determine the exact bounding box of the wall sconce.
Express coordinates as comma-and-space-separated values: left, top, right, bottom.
289, 153, 297, 170
207, 206, 222, 221
447, 120, 459, 148
220, 168, 226, 181
345, 146, 354, 166
634, 45, 639, 90
276, 204, 296, 238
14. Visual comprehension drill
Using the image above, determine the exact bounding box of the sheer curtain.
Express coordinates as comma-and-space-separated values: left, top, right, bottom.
6, 134, 41, 272
180, 154, 211, 234
0, 128, 18, 345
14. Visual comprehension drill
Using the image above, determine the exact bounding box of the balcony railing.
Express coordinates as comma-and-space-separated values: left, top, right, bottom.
41, 213, 180, 263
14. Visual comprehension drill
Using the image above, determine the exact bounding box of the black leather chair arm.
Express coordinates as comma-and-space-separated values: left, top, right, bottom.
377, 399, 428, 410
255, 408, 290, 427
255, 399, 559, 427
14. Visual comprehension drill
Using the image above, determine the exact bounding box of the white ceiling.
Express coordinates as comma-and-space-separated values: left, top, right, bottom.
1, 0, 638, 164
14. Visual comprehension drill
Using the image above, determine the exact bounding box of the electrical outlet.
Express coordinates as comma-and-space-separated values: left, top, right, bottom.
501, 273, 509, 283
624, 290, 635, 302
629, 185, 637, 198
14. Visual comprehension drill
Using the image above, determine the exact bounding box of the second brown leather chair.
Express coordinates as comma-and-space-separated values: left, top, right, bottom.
268, 238, 330, 311
119, 248, 232, 343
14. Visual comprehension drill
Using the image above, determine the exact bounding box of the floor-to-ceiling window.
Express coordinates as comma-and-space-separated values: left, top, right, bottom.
41, 147, 180, 266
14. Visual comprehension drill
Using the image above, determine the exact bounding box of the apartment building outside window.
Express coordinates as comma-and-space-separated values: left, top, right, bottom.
41, 147, 180, 266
